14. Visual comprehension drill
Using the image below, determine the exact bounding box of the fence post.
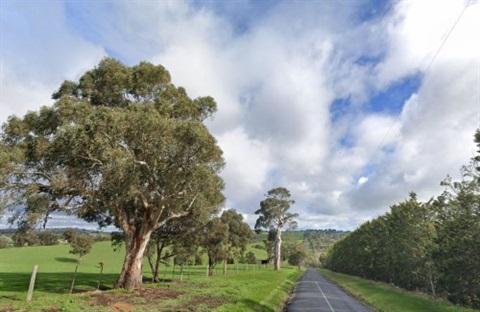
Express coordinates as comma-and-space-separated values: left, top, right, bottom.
69, 265, 79, 295
97, 262, 104, 290
26, 265, 38, 302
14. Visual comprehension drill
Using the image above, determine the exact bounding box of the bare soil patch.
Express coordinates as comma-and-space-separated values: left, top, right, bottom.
89, 286, 183, 310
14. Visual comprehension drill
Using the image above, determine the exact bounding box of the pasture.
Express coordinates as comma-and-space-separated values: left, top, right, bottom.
0, 241, 301, 311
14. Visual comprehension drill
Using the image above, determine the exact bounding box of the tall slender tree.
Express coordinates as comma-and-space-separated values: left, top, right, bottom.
255, 187, 298, 270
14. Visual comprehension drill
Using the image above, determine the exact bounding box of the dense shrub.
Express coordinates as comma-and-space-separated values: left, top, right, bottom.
38, 231, 59, 246
63, 228, 78, 243
0, 235, 13, 249
12, 231, 39, 247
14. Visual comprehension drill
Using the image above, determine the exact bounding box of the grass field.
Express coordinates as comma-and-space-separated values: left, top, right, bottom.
319, 269, 478, 312
0, 241, 301, 311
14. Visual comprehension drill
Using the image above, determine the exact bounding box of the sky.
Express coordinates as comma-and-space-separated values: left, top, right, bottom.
1, 0, 479, 231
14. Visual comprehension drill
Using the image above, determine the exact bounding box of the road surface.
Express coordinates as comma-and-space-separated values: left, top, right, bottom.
286, 268, 373, 312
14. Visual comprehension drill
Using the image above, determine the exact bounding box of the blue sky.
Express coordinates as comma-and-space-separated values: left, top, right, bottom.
1, 0, 479, 230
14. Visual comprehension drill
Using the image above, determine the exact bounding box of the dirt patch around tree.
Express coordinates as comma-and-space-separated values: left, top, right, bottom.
88, 286, 183, 311
82, 282, 231, 311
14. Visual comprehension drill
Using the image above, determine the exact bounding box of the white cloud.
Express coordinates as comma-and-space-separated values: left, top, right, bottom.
217, 127, 273, 205
0, 1, 105, 125
357, 177, 368, 185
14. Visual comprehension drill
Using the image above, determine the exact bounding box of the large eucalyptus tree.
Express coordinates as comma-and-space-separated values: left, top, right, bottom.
0, 58, 225, 289
255, 187, 298, 270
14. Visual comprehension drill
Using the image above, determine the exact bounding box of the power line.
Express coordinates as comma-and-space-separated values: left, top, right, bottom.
367, 0, 473, 165
421, 0, 472, 80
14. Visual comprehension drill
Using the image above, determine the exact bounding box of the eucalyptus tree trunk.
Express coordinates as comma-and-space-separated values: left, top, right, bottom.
115, 229, 153, 289
223, 247, 229, 275
208, 256, 215, 276
274, 229, 282, 271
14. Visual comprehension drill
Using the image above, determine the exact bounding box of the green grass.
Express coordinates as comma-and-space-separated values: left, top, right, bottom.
247, 242, 268, 260
0, 241, 125, 296
318, 269, 478, 312
0, 242, 302, 311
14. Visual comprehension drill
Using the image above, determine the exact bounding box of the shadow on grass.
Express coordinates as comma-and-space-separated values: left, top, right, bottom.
55, 257, 79, 264
0, 272, 118, 294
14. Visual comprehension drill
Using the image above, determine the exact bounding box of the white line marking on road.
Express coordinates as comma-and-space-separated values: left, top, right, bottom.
316, 282, 335, 312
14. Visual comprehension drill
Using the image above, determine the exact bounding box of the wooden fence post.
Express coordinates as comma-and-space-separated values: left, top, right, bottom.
26, 265, 38, 302
70, 265, 79, 295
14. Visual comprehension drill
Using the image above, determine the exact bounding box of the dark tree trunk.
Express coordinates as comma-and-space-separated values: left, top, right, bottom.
208, 256, 215, 276
152, 243, 163, 283
115, 230, 152, 290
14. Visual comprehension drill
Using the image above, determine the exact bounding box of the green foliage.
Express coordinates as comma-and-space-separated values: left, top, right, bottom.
326, 194, 436, 290
432, 165, 480, 308
325, 131, 480, 309
245, 251, 256, 264
254, 187, 298, 231
194, 254, 203, 265
69, 235, 94, 258
283, 241, 308, 267
303, 229, 348, 252
199, 218, 228, 276
63, 228, 78, 243
38, 231, 59, 246
0, 235, 13, 248
12, 224, 39, 247
220, 209, 253, 267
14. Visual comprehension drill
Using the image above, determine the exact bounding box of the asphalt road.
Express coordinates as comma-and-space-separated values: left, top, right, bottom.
286, 268, 373, 312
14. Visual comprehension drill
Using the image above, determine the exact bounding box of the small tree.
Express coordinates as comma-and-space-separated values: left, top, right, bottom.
286, 243, 308, 268
70, 234, 94, 259
255, 187, 298, 270
199, 218, 228, 276
220, 209, 252, 275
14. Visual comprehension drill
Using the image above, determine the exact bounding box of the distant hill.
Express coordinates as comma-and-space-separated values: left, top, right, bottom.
0, 227, 109, 235
252, 229, 349, 245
